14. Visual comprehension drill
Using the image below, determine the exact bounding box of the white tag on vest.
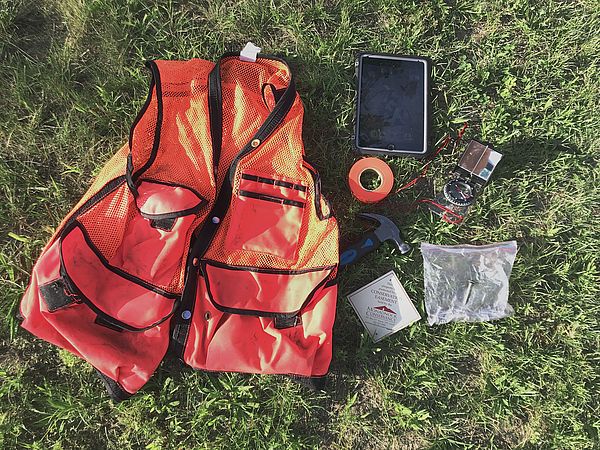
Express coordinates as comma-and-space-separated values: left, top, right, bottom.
240, 42, 261, 62
347, 270, 421, 343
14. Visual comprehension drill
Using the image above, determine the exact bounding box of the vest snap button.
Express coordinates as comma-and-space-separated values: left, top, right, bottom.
211, 216, 220, 224
181, 310, 192, 320
192, 257, 199, 266
251, 139, 260, 148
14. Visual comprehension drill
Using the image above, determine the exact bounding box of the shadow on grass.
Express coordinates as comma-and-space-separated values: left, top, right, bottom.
2, 2, 67, 62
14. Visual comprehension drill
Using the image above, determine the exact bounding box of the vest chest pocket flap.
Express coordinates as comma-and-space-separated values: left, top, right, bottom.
202, 260, 334, 319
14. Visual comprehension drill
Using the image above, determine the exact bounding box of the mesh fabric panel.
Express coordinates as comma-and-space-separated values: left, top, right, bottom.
201, 58, 338, 269
77, 184, 135, 261
139, 59, 215, 201
129, 85, 158, 176
42, 144, 129, 253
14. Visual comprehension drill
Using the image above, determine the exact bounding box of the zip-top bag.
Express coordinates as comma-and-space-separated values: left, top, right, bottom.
19, 53, 339, 400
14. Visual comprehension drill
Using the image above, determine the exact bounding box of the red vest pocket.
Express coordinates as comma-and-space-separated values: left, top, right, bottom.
76, 180, 205, 290
227, 172, 307, 261
182, 261, 338, 376
202, 260, 334, 316
60, 223, 178, 331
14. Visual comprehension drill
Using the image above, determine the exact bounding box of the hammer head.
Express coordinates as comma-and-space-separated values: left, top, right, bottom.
359, 213, 412, 255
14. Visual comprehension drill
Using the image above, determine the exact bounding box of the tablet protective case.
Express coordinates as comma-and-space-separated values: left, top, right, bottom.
354, 53, 431, 158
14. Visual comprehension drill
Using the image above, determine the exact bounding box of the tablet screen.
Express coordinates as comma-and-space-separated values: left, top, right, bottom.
357, 56, 427, 154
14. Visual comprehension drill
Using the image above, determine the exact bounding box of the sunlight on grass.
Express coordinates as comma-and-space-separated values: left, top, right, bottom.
0, 0, 598, 448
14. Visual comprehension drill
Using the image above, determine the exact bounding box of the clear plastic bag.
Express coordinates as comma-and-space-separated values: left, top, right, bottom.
421, 241, 518, 325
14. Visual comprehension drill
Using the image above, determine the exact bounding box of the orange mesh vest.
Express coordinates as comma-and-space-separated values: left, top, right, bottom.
19, 54, 339, 400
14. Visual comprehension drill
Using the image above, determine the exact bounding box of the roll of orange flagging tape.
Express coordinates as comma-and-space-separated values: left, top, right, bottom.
348, 157, 394, 203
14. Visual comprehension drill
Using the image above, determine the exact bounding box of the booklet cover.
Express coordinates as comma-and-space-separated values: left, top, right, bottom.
347, 270, 421, 343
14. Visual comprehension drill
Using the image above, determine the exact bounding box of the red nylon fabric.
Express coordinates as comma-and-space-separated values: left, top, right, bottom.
21, 240, 171, 394
227, 196, 304, 261
61, 225, 175, 329
204, 263, 333, 314
183, 276, 336, 375
136, 181, 203, 216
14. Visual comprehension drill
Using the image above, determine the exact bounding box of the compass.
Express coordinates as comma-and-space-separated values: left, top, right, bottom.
443, 178, 476, 207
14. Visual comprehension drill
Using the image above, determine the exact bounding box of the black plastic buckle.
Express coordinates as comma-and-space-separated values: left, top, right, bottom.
274, 315, 302, 329
39, 278, 78, 312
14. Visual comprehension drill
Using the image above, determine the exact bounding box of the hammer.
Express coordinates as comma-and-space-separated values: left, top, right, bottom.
339, 213, 411, 267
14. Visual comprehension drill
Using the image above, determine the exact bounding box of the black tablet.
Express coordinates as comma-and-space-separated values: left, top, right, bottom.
354, 53, 431, 157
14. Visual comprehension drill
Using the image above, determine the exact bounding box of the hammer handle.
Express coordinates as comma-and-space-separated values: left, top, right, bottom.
339, 231, 382, 267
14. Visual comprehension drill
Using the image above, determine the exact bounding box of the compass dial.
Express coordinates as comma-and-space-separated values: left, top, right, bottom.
443, 178, 476, 207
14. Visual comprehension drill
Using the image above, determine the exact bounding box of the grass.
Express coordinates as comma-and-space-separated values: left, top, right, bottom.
0, 0, 599, 448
